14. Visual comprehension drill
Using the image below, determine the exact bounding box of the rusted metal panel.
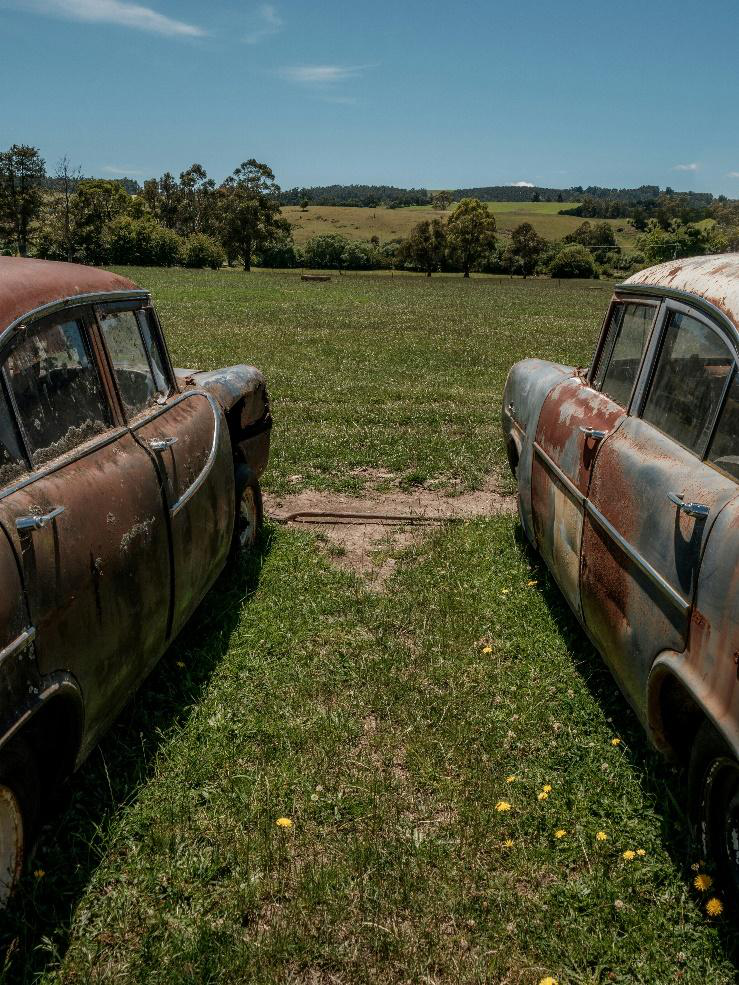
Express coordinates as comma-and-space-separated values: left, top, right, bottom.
0, 527, 40, 737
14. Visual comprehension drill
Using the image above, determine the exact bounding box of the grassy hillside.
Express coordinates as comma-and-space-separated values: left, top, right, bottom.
283, 203, 640, 248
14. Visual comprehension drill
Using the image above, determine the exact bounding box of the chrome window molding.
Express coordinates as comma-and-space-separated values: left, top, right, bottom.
533, 441, 585, 506
615, 283, 739, 352
0, 627, 36, 667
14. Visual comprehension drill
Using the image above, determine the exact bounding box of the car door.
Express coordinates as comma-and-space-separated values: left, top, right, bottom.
581, 300, 738, 716
99, 304, 234, 639
531, 300, 658, 616
0, 307, 171, 744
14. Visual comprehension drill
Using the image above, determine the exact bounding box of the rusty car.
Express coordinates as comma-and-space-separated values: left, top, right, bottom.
502, 254, 738, 889
0, 256, 271, 900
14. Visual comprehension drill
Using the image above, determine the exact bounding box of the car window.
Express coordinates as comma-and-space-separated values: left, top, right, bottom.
593, 303, 653, 408
642, 311, 734, 455
99, 309, 163, 418
708, 371, 739, 480
136, 309, 169, 395
0, 381, 27, 487
4, 318, 111, 468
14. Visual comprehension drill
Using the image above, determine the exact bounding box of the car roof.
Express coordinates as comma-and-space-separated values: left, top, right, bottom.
0, 256, 143, 336
622, 253, 739, 331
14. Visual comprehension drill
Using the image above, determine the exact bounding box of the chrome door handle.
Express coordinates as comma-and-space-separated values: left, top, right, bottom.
16, 506, 65, 532
580, 426, 607, 440
668, 492, 710, 519
149, 436, 178, 452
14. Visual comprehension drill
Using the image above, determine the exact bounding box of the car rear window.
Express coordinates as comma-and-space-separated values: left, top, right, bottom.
708, 371, 739, 481
99, 309, 165, 418
593, 303, 653, 408
4, 318, 110, 467
642, 311, 734, 455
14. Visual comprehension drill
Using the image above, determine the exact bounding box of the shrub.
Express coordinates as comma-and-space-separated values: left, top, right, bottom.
108, 216, 183, 266
183, 233, 225, 269
256, 236, 302, 268
303, 233, 350, 269
548, 244, 598, 279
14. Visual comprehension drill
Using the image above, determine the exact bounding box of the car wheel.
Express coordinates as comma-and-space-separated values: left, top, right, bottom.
232, 465, 263, 556
0, 738, 39, 904
689, 718, 739, 901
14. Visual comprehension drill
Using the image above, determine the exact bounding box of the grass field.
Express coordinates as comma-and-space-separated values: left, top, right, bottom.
283, 203, 640, 248
1, 268, 737, 983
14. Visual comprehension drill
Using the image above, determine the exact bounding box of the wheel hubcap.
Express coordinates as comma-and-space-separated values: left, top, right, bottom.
238, 486, 257, 550
702, 756, 739, 897
0, 785, 23, 904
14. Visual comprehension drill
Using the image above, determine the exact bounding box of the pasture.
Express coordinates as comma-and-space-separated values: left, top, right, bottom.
2, 269, 737, 984
283, 203, 640, 248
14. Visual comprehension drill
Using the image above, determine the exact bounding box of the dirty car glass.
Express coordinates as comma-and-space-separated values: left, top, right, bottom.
0, 382, 27, 487
593, 303, 653, 408
136, 309, 169, 396
708, 371, 739, 480
4, 319, 110, 467
642, 311, 734, 455
99, 310, 160, 417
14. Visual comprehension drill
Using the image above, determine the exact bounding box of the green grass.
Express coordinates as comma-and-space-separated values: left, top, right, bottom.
127, 267, 611, 495
1, 269, 736, 982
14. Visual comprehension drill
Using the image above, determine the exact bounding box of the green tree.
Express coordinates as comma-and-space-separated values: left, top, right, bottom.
70, 179, 131, 264
548, 244, 598, 279
401, 218, 447, 276
431, 190, 453, 211
220, 160, 286, 271
177, 164, 216, 236
303, 233, 350, 270
183, 232, 225, 269
0, 144, 46, 256
300, 198, 309, 212
531, 191, 541, 203
507, 222, 546, 278
446, 198, 497, 277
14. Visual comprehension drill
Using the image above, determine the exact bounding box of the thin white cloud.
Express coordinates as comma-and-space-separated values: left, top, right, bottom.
727, 171, 739, 178
279, 65, 367, 85
103, 165, 145, 175
511, 180, 535, 187
18, 0, 205, 37
244, 3, 282, 43
672, 162, 699, 172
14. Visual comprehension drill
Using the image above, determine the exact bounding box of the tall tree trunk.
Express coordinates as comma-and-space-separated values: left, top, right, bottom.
463, 269, 470, 278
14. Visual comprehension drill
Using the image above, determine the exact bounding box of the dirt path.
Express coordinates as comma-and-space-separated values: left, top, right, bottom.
265, 476, 516, 588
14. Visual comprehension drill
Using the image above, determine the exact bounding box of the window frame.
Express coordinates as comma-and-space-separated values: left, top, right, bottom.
634, 298, 738, 463
589, 297, 660, 411
0, 304, 120, 473
94, 300, 174, 422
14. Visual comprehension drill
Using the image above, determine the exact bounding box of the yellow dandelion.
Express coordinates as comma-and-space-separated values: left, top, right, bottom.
539, 977, 558, 985
503, 839, 514, 848
33, 868, 45, 879
505, 775, 517, 783
275, 817, 293, 829
706, 897, 723, 917
482, 645, 493, 654
622, 850, 636, 861
537, 791, 549, 801
596, 831, 608, 842
611, 737, 621, 746
501, 588, 511, 595
694, 873, 713, 892
691, 862, 701, 872
554, 829, 567, 839
495, 801, 511, 812
527, 580, 538, 587
636, 849, 646, 857
542, 784, 552, 793
176, 661, 185, 669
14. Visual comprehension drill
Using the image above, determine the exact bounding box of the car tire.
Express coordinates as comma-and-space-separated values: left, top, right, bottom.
0, 738, 40, 905
231, 465, 263, 557
688, 717, 739, 902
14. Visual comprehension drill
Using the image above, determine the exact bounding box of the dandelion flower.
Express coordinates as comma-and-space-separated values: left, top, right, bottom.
694, 873, 713, 892
554, 829, 567, 839
482, 645, 493, 654
33, 868, 45, 879
276, 817, 293, 828
495, 801, 512, 812
176, 661, 185, 669
622, 850, 636, 861
527, 580, 538, 587
505, 775, 517, 783
706, 897, 723, 917
537, 791, 549, 801
596, 831, 608, 842
691, 862, 701, 872
503, 839, 514, 848
636, 849, 646, 857
539, 977, 558, 985
611, 737, 621, 746
542, 784, 552, 793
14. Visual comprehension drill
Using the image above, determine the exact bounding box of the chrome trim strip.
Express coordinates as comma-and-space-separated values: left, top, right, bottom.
533, 441, 585, 506
131, 390, 222, 518
0, 290, 150, 349
615, 283, 739, 350
585, 500, 690, 615
0, 627, 36, 665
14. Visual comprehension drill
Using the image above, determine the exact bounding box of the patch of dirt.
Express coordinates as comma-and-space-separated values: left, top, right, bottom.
265, 475, 516, 589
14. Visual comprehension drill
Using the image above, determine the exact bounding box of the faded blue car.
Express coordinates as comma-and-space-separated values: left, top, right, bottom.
502, 255, 738, 891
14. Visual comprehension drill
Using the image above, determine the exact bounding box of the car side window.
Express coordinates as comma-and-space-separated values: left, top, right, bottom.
0, 380, 27, 487
642, 311, 734, 455
4, 318, 111, 468
592, 303, 654, 408
136, 309, 170, 395
99, 309, 166, 418
707, 371, 739, 481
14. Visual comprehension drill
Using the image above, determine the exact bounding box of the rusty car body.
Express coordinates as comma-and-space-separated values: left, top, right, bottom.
0, 257, 271, 900
503, 254, 738, 888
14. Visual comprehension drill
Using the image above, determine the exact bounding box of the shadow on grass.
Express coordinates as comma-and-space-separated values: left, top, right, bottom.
513, 525, 739, 964
0, 528, 274, 985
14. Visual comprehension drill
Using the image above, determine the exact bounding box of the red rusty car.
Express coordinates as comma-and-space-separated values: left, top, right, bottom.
503, 255, 738, 889
0, 257, 271, 900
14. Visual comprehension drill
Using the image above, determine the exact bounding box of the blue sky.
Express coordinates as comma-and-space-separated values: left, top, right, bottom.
1, 0, 738, 195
